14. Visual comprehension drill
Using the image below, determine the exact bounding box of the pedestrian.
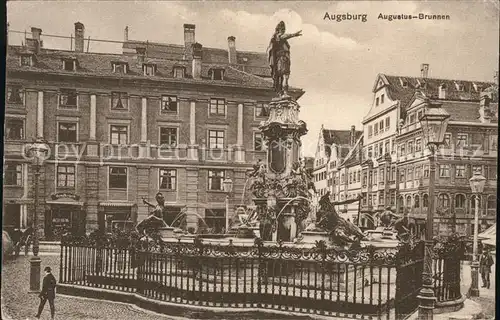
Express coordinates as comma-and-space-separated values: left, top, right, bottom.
479, 247, 494, 289
35, 266, 56, 319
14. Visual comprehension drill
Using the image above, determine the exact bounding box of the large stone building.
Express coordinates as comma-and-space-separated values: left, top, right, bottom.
3, 22, 304, 239
325, 64, 497, 234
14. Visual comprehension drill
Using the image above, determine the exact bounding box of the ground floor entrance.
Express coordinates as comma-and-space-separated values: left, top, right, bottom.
44, 204, 86, 241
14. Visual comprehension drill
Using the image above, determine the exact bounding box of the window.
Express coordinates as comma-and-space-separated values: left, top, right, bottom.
400, 143, 405, 156
374, 123, 378, 135
490, 135, 498, 151
159, 127, 177, 147
58, 122, 78, 142
381, 94, 385, 104
159, 169, 177, 190
439, 194, 450, 208
487, 196, 496, 210
470, 195, 480, 212
357, 171, 360, 182
423, 165, 429, 178
456, 133, 468, 148
205, 209, 226, 234
408, 141, 414, 154
143, 64, 156, 76
111, 92, 128, 110
208, 170, 225, 191
161, 95, 178, 113
57, 165, 75, 187
255, 103, 269, 118
6, 86, 23, 104
20, 54, 32, 66
376, 97, 379, 106
374, 145, 379, 158
63, 59, 76, 71
378, 142, 383, 156
415, 166, 422, 179
367, 146, 373, 158
399, 169, 405, 182
254, 133, 265, 151
4, 163, 22, 186
439, 164, 451, 177
380, 169, 384, 183
455, 165, 466, 178
4, 204, 21, 229
5, 118, 24, 140
407, 168, 414, 181
109, 167, 127, 189
391, 167, 396, 181
414, 195, 420, 208
362, 173, 367, 185
379, 120, 384, 131
415, 138, 422, 152
208, 130, 225, 149
368, 125, 373, 137
385, 117, 390, 131
209, 98, 226, 115
455, 194, 466, 209
112, 62, 127, 74
368, 172, 373, 185
210, 69, 225, 80
110, 125, 128, 145
349, 173, 353, 184
409, 113, 416, 124
384, 140, 390, 155
406, 195, 412, 208
423, 194, 429, 208
391, 138, 396, 153
443, 133, 451, 148
173, 67, 185, 78
59, 89, 77, 108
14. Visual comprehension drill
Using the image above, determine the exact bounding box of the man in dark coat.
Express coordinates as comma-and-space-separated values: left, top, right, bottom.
479, 248, 494, 289
36, 266, 56, 319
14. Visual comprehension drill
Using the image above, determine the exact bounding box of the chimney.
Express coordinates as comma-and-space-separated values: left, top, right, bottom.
136, 47, 146, 64
438, 84, 447, 99
479, 93, 492, 123
26, 27, 42, 53
124, 26, 129, 41
228, 36, 237, 64
184, 24, 196, 60
192, 43, 203, 79
420, 63, 429, 78
74, 22, 85, 53
350, 125, 356, 147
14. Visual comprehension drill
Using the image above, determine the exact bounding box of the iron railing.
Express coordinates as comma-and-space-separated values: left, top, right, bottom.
60, 238, 403, 319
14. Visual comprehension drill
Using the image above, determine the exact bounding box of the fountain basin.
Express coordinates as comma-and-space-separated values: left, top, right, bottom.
300, 230, 330, 244
158, 227, 175, 239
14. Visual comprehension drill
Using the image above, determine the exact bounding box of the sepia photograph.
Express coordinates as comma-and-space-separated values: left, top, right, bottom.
2, 1, 498, 320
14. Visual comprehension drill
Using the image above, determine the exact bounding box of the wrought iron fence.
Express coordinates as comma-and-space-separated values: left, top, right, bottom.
60, 237, 405, 319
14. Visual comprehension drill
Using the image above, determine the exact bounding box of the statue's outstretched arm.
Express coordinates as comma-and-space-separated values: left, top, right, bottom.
142, 198, 155, 208
280, 30, 302, 40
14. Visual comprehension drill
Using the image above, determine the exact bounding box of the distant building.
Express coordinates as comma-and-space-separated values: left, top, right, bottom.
3, 23, 304, 239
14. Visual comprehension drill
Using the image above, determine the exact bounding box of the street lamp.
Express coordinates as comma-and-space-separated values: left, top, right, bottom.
222, 177, 233, 233
468, 168, 486, 297
418, 101, 450, 320
26, 138, 50, 293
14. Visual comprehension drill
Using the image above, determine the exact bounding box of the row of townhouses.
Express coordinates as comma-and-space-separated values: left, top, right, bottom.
314, 65, 498, 236
3, 22, 304, 240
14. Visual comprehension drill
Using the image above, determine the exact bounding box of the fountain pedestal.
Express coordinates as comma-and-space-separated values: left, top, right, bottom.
300, 230, 330, 243
158, 227, 175, 239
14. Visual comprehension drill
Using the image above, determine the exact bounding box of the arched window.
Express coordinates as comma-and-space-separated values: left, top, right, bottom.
423, 194, 429, 208
414, 195, 420, 208
397, 196, 404, 213
470, 195, 481, 211
406, 195, 412, 208
438, 194, 450, 208
455, 194, 466, 209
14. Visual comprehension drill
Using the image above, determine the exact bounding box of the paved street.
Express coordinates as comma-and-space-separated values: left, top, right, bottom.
1, 255, 180, 320
460, 261, 496, 320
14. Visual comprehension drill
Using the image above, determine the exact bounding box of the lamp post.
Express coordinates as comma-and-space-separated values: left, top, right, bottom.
468, 169, 486, 297
222, 177, 233, 233
26, 139, 50, 293
418, 101, 450, 320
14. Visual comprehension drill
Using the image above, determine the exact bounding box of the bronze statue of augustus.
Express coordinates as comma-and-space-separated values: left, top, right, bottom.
267, 21, 302, 96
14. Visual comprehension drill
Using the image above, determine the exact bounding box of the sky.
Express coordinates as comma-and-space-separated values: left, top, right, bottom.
7, 1, 499, 156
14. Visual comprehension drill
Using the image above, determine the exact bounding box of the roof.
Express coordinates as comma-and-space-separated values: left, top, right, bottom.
123, 40, 270, 77
322, 129, 362, 146
340, 135, 364, 168
439, 100, 498, 123
6, 45, 279, 90
382, 74, 494, 107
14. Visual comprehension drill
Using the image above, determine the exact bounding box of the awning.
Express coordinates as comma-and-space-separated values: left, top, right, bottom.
99, 201, 136, 207
483, 238, 496, 247
46, 200, 84, 206
478, 223, 496, 240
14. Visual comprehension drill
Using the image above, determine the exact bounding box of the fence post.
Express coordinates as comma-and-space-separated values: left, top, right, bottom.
256, 238, 264, 308
59, 241, 64, 283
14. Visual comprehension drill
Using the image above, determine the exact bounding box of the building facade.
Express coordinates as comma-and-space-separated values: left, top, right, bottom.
3, 22, 304, 240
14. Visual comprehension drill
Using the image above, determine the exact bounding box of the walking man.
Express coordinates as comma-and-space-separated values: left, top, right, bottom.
479, 248, 494, 289
35, 266, 56, 319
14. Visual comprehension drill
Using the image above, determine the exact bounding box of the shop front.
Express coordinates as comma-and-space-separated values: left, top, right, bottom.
98, 202, 137, 233
45, 193, 85, 241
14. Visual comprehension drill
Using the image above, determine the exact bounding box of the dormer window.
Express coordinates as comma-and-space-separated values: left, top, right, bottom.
472, 83, 481, 92
173, 66, 185, 79
62, 58, 77, 71
209, 68, 225, 80
416, 79, 427, 89
143, 63, 156, 76
399, 78, 408, 88
112, 62, 128, 74
455, 82, 464, 91
20, 54, 33, 67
